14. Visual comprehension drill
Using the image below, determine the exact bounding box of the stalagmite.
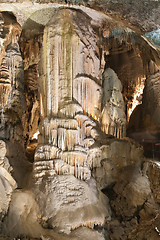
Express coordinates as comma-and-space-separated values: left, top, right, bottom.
101, 68, 126, 138
0, 3, 159, 240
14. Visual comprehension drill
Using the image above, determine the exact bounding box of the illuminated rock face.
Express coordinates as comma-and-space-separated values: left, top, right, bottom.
39, 9, 101, 119
101, 68, 126, 138
36, 8, 127, 180
0, 140, 17, 221
37, 9, 95, 180
0, 13, 11, 108
33, 10, 111, 233
0, 58, 11, 107
0, 12, 22, 108
32, 8, 128, 234
0, 12, 26, 141
0, 4, 160, 240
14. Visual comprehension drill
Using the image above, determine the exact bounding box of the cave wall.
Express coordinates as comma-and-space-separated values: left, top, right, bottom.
0, 2, 160, 240
0, 12, 26, 142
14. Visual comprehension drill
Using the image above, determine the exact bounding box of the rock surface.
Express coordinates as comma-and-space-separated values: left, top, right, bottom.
0, 140, 16, 222
147, 161, 160, 203
0, 2, 159, 240
101, 68, 126, 137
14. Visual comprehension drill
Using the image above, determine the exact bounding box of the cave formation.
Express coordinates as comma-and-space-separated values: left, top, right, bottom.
0, 1, 160, 240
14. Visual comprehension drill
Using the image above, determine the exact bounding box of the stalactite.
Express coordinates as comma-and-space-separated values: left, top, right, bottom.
34, 8, 128, 186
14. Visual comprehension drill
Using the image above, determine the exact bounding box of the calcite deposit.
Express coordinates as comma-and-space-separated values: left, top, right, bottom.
0, 140, 16, 222
101, 68, 126, 137
0, 1, 160, 240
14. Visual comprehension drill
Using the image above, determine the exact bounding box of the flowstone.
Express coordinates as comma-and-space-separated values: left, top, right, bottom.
0, 140, 16, 222
31, 8, 148, 238
101, 68, 126, 138
33, 8, 112, 235
0, 11, 26, 142
0, 4, 159, 240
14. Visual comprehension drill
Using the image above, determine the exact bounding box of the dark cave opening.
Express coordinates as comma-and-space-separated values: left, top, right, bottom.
104, 35, 160, 160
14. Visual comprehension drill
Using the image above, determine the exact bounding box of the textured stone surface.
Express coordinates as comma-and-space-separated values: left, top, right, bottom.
2, 190, 44, 238
3, 188, 106, 239
0, 2, 159, 240
34, 175, 111, 234
147, 161, 160, 203
101, 68, 126, 137
91, 139, 144, 189
111, 171, 151, 219
0, 140, 16, 222
127, 60, 160, 157
0, 11, 26, 143
0, 0, 159, 33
